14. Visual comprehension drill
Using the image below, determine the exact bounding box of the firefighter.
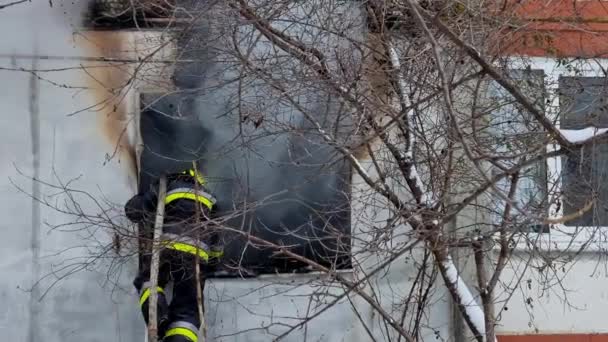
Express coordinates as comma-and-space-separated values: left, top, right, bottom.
125, 168, 222, 342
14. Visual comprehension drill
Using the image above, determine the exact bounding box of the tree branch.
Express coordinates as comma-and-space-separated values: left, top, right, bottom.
411, 2, 572, 148
0, 0, 27, 10
148, 175, 167, 342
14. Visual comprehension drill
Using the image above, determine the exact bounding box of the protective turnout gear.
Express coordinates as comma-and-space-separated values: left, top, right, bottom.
126, 169, 222, 342
137, 281, 170, 337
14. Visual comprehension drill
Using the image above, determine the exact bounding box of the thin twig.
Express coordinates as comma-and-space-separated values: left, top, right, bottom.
487, 173, 519, 293
0, 0, 27, 10
0, 53, 196, 63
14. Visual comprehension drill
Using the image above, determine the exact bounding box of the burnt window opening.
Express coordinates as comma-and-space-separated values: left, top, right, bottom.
138, 92, 353, 277
83, 0, 178, 29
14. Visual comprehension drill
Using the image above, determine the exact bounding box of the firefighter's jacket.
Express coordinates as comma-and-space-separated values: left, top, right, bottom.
125, 170, 223, 262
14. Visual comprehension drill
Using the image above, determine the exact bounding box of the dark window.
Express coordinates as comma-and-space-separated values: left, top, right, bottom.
138, 92, 352, 277
559, 77, 608, 226
84, 0, 176, 29
486, 69, 549, 232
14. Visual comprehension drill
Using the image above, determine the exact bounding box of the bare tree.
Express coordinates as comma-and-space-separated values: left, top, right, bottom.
13, 1, 608, 341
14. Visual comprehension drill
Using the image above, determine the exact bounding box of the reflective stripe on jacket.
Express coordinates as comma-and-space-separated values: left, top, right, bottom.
160, 233, 223, 262
165, 187, 216, 210
138, 281, 165, 307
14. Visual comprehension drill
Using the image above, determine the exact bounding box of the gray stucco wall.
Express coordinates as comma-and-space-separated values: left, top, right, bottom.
0, 63, 142, 341
0, 2, 141, 341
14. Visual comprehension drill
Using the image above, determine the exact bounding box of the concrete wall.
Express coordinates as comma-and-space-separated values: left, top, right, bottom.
0, 2, 142, 342
496, 249, 608, 335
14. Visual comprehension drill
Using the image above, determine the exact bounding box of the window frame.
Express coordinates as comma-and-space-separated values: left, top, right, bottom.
484, 68, 550, 234
135, 91, 355, 276
499, 57, 608, 252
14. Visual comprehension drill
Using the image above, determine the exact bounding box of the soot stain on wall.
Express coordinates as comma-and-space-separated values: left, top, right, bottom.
78, 30, 138, 179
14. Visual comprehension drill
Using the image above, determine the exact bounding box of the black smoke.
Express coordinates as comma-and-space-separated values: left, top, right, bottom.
139, 1, 365, 275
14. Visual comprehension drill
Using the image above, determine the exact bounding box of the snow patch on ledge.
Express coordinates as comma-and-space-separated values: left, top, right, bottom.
560, 127, 608, 143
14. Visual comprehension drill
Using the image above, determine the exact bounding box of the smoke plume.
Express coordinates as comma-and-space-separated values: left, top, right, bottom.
140, 0, 366, 273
